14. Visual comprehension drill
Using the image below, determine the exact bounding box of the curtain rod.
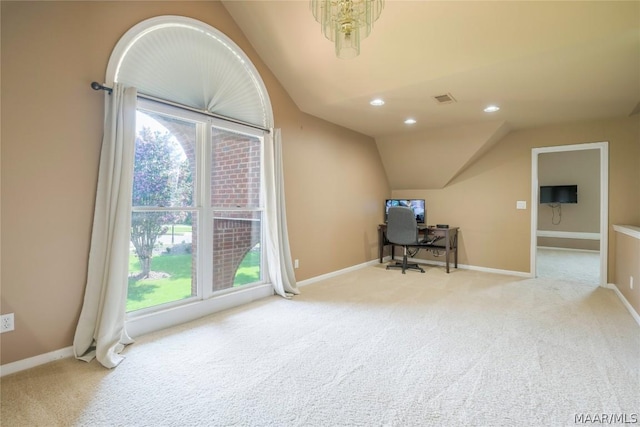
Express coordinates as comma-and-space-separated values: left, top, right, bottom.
90, 82, 271, 134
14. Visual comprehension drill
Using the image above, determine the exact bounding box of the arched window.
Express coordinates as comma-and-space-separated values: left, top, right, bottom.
106, 16, 274, 315
107, 16, 272, 130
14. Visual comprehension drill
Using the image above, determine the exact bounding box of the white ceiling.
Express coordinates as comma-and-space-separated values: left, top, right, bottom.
222, 1, 640, 139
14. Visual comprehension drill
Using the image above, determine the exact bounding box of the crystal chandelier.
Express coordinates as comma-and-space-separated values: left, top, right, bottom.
310, 0, 384, 59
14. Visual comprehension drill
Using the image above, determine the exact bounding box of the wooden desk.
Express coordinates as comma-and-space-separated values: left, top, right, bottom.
378, 224, 459, 273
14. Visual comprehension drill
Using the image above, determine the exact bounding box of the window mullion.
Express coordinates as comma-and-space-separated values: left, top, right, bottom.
259, 135, 268, 285
200, 121, 214, 300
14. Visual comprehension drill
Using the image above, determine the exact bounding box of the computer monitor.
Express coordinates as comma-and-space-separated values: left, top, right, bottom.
384, 199, 426, 224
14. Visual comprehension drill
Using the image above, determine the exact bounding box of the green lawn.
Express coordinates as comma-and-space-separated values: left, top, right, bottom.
127, 254, 193, 312
162, 224, 192, 235
233, 250, 260, 286
127, 249, 261, 312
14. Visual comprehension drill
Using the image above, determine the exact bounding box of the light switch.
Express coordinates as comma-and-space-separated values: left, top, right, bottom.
516, 201, 527, 210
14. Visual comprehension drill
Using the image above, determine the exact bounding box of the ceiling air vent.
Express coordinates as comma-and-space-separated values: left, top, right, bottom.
433, 93, 456, 104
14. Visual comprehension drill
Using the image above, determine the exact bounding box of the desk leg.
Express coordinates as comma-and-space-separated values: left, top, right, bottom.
445, 239, 450, 273
378, 228, 384, 263
454, 234, 458, 268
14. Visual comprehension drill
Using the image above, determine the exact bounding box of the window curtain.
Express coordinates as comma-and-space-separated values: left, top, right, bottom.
73, 83, 137, 368
264, 129, 299, 298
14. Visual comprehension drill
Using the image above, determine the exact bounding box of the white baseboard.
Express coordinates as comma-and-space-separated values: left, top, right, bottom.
536, 230, 600, 240
1, 285, 274, 378
605, 283, 640, 327
297, 259, 380, 287
1, 260, 380, 376
537, 246, 599, 254
403, 256, 532, 278
4, 259, 632, 377
1, 346, 74, 377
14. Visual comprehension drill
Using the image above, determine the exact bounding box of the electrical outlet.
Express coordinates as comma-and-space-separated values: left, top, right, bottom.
294, 259, 299, 269
1, 313, 15, 333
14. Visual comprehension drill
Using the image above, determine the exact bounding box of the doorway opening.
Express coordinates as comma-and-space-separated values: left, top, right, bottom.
530, 142, 608, 286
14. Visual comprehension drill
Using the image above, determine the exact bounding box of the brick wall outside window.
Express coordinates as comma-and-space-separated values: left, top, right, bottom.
211, 129, 261, 291
165, 120, 262, 293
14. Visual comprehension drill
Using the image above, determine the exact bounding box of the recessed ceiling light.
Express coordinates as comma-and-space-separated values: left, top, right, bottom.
484, 105, 500, 113
404, 118, 416, 125
370, 98, 385, 106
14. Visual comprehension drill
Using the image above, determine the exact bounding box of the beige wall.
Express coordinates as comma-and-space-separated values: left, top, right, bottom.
0, 2, 389, 365
537, 149, 600, 250
394, 116, 640, 274
614, 229, 640, 316
2, 1, 639, 368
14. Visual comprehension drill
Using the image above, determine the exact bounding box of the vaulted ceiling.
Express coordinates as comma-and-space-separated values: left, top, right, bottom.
222, 1, 640, 189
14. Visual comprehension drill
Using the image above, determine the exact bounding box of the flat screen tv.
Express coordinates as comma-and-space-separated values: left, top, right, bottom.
540, 185, 578, 204
384, 199, 426, 224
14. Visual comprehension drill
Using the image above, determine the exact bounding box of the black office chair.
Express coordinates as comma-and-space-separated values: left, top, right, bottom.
386, 206, 425, 274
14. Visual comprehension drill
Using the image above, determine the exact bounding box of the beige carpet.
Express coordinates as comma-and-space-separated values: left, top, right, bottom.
2, 265, 639, 426
536, 247, 601, 285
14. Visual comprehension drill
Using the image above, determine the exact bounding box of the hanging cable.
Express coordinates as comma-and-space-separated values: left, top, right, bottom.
549, 203, 562, 225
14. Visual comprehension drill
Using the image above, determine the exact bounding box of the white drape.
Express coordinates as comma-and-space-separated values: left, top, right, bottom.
73, 83, 137, 368
264, 129, 299, 297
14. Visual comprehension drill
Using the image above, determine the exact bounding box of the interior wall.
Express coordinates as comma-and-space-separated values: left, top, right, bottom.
375, 121, 509, 189
537, 150, 600, 250
0, 1, 389, 365
393, 115, 640, 275
614, 230, 640, 315
2, 1, 638, 369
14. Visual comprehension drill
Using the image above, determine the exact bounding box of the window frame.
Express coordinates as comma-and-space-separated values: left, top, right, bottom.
127, 98, 268, 320
107, 16, 277, 336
